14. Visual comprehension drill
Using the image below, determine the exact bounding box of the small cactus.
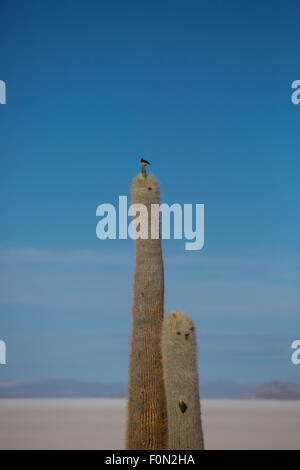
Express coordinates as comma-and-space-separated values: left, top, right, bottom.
161, 311, 204, 450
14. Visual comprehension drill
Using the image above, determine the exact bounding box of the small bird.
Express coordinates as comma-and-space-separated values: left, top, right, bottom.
140, 158, 151, 166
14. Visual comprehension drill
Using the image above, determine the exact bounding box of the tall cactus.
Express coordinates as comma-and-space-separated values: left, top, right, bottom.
161, 311, 204, 450
126, 173, 168, 450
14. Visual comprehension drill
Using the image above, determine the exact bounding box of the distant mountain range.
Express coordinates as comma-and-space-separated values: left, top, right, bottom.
238, 381, 300, 400
0, 379, 300, 399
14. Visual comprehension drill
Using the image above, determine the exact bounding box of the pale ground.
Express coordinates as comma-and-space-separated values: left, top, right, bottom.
0, 398, 299, 450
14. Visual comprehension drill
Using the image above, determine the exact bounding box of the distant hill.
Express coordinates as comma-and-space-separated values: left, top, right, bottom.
200, 379, 257, 399
0, 379, 252, 399
238, 381, 300, 400
0, 379, 299, 399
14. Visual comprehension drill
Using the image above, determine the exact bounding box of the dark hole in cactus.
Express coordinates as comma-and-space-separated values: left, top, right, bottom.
148, 187, 152, 190
185, 333, 189, 340
177, 331, 181, 335
178, 401, 187, 413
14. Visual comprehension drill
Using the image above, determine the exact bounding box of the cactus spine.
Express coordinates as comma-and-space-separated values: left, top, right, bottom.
161, 311, 204, 450
126, 173, 168, 450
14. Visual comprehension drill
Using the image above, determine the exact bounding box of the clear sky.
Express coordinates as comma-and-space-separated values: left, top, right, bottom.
0, 0, 299, 385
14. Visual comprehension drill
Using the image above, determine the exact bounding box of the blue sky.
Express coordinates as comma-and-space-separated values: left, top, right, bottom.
0, 0, 299, 384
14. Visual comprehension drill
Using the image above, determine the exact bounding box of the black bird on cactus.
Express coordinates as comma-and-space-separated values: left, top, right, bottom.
140, 157, 151, 166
